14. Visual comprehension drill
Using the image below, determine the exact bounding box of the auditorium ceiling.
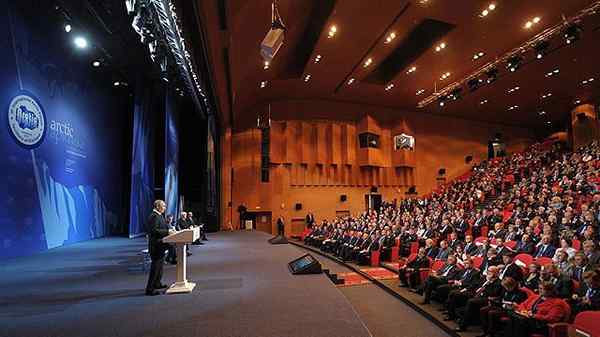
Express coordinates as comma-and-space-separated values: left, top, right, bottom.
196, 0, 600, 129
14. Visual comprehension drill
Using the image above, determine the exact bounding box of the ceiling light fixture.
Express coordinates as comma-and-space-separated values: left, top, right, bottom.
480, 99, 488, 105
508, 105, 519, 111
534, 40, 550, 59
541, 92, 552, 99
385, 83, 395, 91
507, 86, 520, 94
303, 74, 311, 82
385, 32, 396, 44
582, 77, 595, 85
440, 72, 451, 80
406, 66, 417, 74
92, 60, 101, 67
448, 88, 463, 101
574, 100, 581, 105
314, 55, 322, 63
473, 51, 485, 60
468, 78, 484, 92
506, 55, 523, 72
347, 78, 355, 85
435, 42, 447, 52
565, 23, 582, 44
363, 58, 373, 68
524, 17, 541, 29
73, 36, 88, 49
480, 3, 496, 17
416, 89, 425, 96
328, 25, 337, 38
263, 61, 270, 69
486, 68, 498, 83
545, 68, 560, 78
64, 24, 72, 33
260, 81, 268, 88
539, 111, 546, 115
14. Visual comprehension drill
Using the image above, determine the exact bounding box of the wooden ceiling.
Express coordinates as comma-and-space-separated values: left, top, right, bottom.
196, 0, 600, 129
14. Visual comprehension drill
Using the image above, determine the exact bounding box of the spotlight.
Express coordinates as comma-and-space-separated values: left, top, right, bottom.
113, 81, 120, 87
564, 23, 582, 44
534, 40, 549, 59
448, 87, 463, 101
73, 36, 88, 49
506, 55, 522, 72
485, 68, 498, 83
438, 95, 448, 107
467, 78, 483, 92
64, 24, 72, 33
92, 60, 101, 67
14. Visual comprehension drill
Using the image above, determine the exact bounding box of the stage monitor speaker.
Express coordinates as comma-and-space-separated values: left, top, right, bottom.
288, 254, 322, 275
295, 203, 302, 210
268, 234, 288, 244
340, 194, 347, 202
407, 186, 416, 194
370, 186, 378, 193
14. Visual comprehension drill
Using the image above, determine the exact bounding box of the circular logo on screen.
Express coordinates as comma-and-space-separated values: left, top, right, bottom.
7, 92, 46, 149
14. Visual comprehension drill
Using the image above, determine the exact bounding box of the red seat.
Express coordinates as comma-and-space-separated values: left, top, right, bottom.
474, 236, 487, 244
572, 239, 581, 251
471, 256, 483, 269
505, 240, 517, 250
431, 260, 445, 272
409, 242, 419, 255
515, 253, 534, 268
536, 257, 553, 266
370, 250, 380, 267
481, 226, 489, 238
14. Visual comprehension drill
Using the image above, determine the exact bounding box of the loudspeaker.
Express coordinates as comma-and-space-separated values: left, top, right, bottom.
288, 254, 322, 275
295, 203, 302, 210
438, 168, 446, 176
406, 186, 416, 194
465, 155, 473, 164
370, 186, 378, 193
340, 195, 347, 202
268, 234, 288, 244
261, 27, 284, 63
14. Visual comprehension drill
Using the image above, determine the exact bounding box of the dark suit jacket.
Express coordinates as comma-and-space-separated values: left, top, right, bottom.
524, 273, 540, 292
177, 218, 190, 230
553, 276, 574, 299
425, 247, 439, 259
575, 284, 600, 312
464, 242, 478, 256
435, 248, 450, 260
501, 288, 528, 304
587, 251, 600, 267
457, 268, 481, 290
147, 211, 170, 259
406, 255, 430, 270
499, 263, 523, 283
535, 244, 556, 258
437, 264, 461, 281
515, 241, 536, 255
476, 278, 503, 298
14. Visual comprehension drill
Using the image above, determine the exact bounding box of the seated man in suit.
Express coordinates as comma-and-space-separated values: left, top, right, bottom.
514, 234, 535, 255
583, 240, 600, 267
435, 240, 451, 261
424, 238, 439, 259
399, 227, 418, 257
379, 229, 396, 261
571, 269, 600, 314
419, 254, 461, 304
357, 233, 378, 265
463, 235, 479, 256
539, 264, 573, 299
435, 257, 481, 306
478, 276, 528, 337
494, 237, 514, 256
454, 266, 503, 332
498, 251, 523, 284
534, 234, 556, 258
399, 247, 431, 289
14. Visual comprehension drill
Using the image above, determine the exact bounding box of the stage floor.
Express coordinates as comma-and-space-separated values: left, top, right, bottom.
0, 231, 371, 337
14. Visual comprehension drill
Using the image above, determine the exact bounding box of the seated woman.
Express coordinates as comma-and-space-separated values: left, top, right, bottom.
504, 282, 571, 337
552, 238, 576, 262
478, 276, 528, 337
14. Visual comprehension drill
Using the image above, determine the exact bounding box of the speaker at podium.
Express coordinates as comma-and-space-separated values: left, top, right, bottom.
162, 227, 200, 294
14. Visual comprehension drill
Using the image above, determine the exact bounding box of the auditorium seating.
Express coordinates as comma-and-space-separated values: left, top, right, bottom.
300, 140, 600, 335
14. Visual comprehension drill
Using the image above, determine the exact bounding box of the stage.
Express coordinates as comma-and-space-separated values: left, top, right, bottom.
0, 231, 372, 337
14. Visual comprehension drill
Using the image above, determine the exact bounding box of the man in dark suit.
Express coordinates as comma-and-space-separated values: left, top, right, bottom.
424, 239, 439, 259
145, 200, 173, 296
583, 240, 600, 267
399, 247, 431, 289
540, 264, 573, 299
435, 240, 451, 260
435, 257, 481, 304
515, 234, 535, 255
463, 235, 478, 256
305, 212, 315, 228
276, 216, 285, 235
534, 234, 556, 258
419, 255, 461, 304
455, 266, 503, 332
499, 251, 523, 284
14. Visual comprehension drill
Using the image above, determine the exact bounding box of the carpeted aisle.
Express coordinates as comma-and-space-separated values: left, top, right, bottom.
0, 231, 371, 337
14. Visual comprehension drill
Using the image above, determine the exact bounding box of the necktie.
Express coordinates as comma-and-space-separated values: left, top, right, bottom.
531, 297, 544, 314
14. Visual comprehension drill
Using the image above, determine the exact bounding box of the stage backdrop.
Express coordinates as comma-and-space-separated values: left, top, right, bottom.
128, 84, 156, 237
165, 89, 179, 218
0, 5, 126, 258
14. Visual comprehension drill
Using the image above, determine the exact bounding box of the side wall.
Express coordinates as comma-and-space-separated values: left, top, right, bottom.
221, 99, 533, 234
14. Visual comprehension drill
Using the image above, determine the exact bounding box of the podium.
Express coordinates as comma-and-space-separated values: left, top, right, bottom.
162, 227, 200, 294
